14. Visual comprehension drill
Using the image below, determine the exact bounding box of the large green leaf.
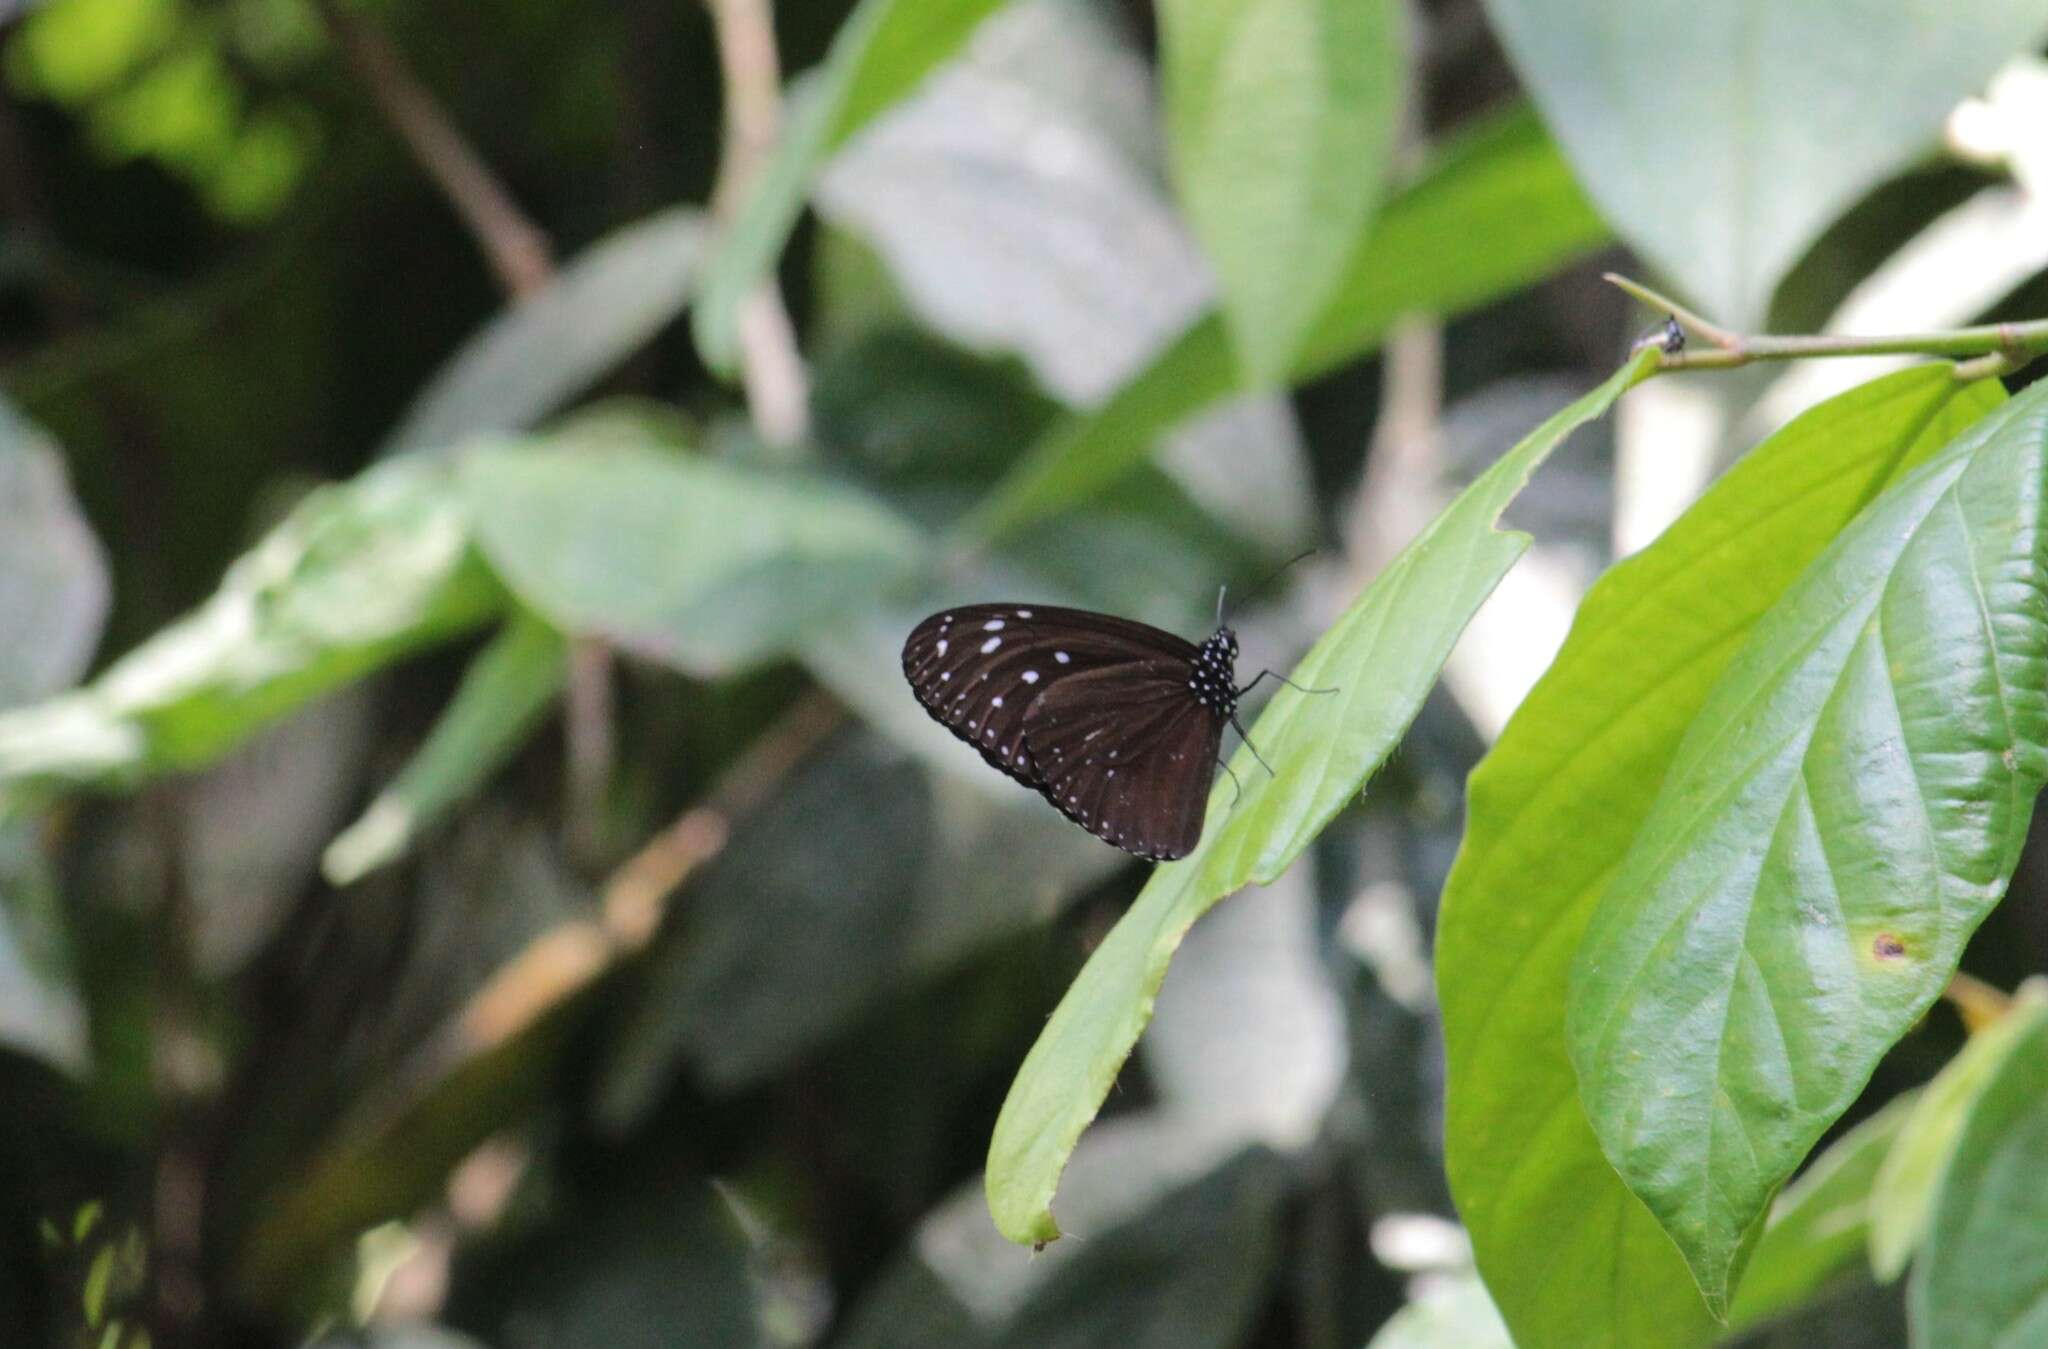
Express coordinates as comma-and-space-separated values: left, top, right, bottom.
1728, 1090, 1917, 1330
1158, 0, 1402, 384
1438, 367, 2004, 1349
984, 348, 1655, 1247
1480, 0, 2048, 327
690, 0, 1010, 375
1908, 1010, 2048, 1347
1868, 979, 2048, 1280
0, 460, 503, 797
381, 209, 710, 457
1567, 379, 2048, 1314
458, 434, 925, 676
966, 107, 1607, 542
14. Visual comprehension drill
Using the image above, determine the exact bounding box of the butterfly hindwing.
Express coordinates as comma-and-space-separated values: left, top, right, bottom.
1022, 663, 1226, 861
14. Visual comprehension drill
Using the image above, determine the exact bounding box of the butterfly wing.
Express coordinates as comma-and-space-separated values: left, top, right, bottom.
1022, 663, 1226, 861
901, 603, 1200, 789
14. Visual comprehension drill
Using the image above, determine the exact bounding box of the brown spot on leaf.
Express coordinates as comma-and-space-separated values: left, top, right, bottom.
1873, 933, 1907, 960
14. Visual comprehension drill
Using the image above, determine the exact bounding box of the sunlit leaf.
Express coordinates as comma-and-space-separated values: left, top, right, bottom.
458, 434, 924, 676
1159, 0, 1402, 383
1568, 377, 2048, 1313
1868, 979, 2048, 1280
323, 612, 567, 886
0, 461, 501, 796
690, 0, 1010, 375
967, 107, 1607, 542
1365, 1273, 1512, 1349
1439, 367, 2003, 1349
984, 349, 1654, 1246
1481, 0, 2048, 326
0, 400, 110, 708
1908, 1009, 2048, 1346
382, 209, 710, 457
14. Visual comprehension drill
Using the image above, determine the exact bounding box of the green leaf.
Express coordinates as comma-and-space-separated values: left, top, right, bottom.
381, 209, 709, 457
0, 461, 502, 796
1868, 979, 2048, 1280
1438, 366, 2004, 1349
984, 348, 1654, 1247
322, 611, 568, 886
83, 1242, 113, 1329
1729, 1090, 1918, 1330
1567, 377, 2048, 1315
966, 107, 1607, 542
1158, 0, 1403, 384
690, 0, 1010, 375
458, 435, 924, 676
1908, 1009, 2048, 1347
1480, 0, 2048, 327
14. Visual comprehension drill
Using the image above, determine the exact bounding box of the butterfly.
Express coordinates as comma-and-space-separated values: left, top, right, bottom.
901, 600, 1301, 860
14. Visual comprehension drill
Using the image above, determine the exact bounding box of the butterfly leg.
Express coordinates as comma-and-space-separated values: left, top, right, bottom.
1229, 714, 1277, 778
1236, 669, 1339, 698
1215, 755, 1244, 805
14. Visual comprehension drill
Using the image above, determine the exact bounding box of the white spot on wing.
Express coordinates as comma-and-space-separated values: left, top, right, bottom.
1022, 670, 1039, 683
991, 696, 1004, 707
940, 672, 950, 682
983, 619, 1006, 632
1017, 609, 1034, 618
936, 640, 948, 655
981, 636, 1002, 654
1055, 651, 1071, 664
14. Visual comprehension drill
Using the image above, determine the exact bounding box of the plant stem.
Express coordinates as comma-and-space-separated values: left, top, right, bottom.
703, 0, 812, 452
1605, 274, 2048, 381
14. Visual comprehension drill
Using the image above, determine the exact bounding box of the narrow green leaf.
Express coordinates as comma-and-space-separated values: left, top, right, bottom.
382, 209, 710, 457
0, 461, 502, 796
1568, 379, 2048, 1314
1158, 0, 1402, 383
966, 107, 1607, 542
691, 0, 1009, 375
1480, 0, 2048, 326
1868, 979, 2048, 1280
82, 1242, 113, 1328
1439, 367, 2004, 1349
985, 349, 1655, 1247
458, 436, 924, 676
1909, 1010, 2048, 1346
322, 611, 568, 886
1729, 1090, 1918, 1330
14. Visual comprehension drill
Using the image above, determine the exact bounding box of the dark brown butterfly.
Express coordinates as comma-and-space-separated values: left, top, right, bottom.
900, 603, 1262, 860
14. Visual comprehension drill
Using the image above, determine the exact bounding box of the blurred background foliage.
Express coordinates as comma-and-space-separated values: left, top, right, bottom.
1, 0, 2046, 1344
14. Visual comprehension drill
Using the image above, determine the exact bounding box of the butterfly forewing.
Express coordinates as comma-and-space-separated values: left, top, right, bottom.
902, 602, 1240, 861
900, 604, 1202, 787
1022, 665, 1224, 860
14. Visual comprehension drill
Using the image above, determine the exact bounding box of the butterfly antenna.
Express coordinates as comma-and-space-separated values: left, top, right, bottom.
1236, 669, 1339, 698
1230, 715, 1276, 778
1215, 583, 1228, 629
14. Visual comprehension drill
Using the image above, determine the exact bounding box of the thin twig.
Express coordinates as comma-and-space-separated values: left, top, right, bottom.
318, 1, 554, 298
1944, 971, 2013, 1034
1606, 273, 2048, 380
703, 0, 812, 450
